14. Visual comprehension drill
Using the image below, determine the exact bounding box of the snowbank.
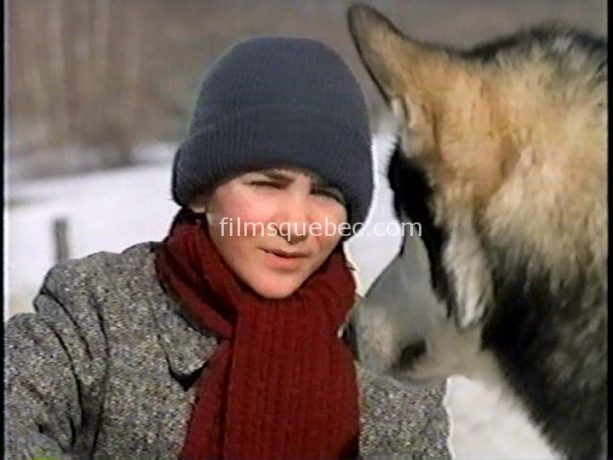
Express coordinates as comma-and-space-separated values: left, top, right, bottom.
6, 164, 179, 317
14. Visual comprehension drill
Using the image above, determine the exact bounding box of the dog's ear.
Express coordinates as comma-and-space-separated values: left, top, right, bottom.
347, 4, 460, 157
347, 4, 413, 102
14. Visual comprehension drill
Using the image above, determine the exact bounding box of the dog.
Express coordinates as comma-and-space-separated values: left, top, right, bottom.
342, 5, 607, 459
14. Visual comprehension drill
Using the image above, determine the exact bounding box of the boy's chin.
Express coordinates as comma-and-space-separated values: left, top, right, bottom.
248, 276, 305, 300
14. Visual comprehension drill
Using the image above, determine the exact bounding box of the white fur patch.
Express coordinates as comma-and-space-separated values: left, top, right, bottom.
390, 97, 406, 125
390, 97, 417, 159
395, 318, 503, 386
355, 307, 403, 374
444, 213, 493, 329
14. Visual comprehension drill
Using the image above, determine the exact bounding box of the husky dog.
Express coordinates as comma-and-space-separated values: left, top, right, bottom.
342, 5, 607, 459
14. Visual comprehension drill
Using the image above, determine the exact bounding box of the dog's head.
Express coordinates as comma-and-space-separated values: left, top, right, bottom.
342, 5, 607, 384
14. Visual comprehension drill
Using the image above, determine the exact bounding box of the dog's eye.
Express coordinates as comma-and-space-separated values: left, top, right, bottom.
397, 340, 427, 368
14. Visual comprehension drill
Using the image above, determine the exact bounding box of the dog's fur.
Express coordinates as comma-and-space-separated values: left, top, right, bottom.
344, 5, 607, 459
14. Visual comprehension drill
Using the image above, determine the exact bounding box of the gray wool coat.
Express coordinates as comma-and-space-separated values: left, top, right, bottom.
5, 243, 450, 459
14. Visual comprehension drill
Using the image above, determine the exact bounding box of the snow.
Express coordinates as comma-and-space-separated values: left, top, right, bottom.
345, 132, 403, 293
5, 164, 180, 317
5, 138, 556, 458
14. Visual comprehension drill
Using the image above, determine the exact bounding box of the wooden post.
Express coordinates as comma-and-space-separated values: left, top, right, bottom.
53, 217, 70, 262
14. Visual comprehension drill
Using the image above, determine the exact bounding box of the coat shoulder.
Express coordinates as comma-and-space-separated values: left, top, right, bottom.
358, 366, 451, 458
44, 242, 155, 284
38, 242, 157, 302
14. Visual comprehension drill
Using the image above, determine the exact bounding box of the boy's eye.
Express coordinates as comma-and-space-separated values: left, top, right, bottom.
249, 180, 282, 189
312, 187, 345, 205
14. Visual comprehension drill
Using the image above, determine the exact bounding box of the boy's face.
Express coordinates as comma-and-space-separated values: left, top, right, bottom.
189, 167, 348, 299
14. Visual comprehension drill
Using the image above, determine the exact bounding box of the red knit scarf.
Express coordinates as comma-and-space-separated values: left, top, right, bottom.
154, 211, 360, 460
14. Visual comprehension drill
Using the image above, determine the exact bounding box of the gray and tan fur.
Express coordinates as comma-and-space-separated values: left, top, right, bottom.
342, 4, 607, 459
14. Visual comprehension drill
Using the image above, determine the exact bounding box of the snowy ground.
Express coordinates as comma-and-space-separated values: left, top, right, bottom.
5, 137, 556, 458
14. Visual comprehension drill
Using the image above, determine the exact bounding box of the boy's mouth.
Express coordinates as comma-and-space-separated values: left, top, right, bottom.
263, 248, 309, 259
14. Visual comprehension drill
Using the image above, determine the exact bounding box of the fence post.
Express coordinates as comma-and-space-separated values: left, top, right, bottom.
53, 216, 70, 262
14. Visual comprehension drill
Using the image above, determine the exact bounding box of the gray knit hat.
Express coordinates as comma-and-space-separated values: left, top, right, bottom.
172, 36, 373, 227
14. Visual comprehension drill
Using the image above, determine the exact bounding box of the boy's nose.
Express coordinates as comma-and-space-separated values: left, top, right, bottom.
273, 222, 308, 244
275, 195, 311, 244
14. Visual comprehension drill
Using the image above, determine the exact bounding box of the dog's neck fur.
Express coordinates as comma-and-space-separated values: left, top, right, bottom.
480, 243, 607, 460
